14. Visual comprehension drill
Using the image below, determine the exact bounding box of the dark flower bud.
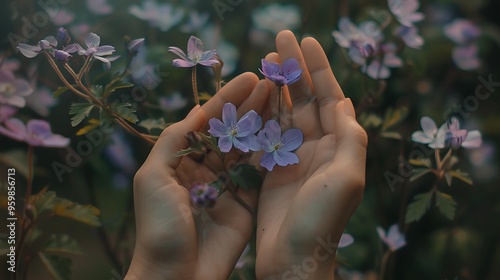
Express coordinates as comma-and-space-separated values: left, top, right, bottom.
53, 50, 72, 62
190, 182, 218, 208
56, 27, 71, 46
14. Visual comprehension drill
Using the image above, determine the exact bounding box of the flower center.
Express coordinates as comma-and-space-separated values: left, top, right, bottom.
230, 128, 238, 136
273, 142, 283, 151
0, 83, 15, 96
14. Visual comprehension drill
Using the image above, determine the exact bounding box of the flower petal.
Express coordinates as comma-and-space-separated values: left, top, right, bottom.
187, 36, 203, 55
85, 32, 101, 48
217, 136, 233, 153
237, 135, 261, 152
420, 117, 437, 137
95, 45, 116, 56
233, 137, 250, 152
462, 130, 482, 148
172, 59, 196, 68
17, 44, 41, 58
411, 131, 433, 144
222, 103, 237, 126
281, 128, 303, 151
260, 152, 276, 171
274, 150, 299, 166
338, 233, 354, 248
260, 59, 279, 76
0, 118, 26, 141
208, 118, 228, 137
168, 46, 189, 60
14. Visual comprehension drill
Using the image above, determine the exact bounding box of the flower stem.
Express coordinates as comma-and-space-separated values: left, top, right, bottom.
44, 53, 91, 101
192, 65, 199, 105
435, 149, 442, 171
378, 250, 392, 280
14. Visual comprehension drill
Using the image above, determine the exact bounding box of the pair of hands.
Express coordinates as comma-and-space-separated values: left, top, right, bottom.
125, 31, 368, 280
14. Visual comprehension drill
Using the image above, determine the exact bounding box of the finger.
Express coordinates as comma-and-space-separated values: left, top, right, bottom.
275, 30, 314, 106
202, 72, 259, 123
301, 37, 345, 134
237, 79, 271, 118
147, 105, 206, 171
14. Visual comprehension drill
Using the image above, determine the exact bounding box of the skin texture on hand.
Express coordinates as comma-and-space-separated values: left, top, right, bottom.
125, 72, 271, 280
255, 31, 368, 280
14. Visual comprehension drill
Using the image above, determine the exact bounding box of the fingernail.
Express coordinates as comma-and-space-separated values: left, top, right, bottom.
186, 105, 201, 119
344, 98, 355, 117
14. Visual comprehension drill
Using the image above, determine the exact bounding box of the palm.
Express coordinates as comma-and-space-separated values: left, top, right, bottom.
255, 31, 367, 279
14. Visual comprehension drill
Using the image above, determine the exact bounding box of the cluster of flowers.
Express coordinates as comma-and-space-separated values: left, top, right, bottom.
332, 0, 424, 79
411, 116, 481, 149
444, 19, 481, 70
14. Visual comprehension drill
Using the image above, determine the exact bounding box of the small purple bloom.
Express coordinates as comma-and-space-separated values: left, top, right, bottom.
363, 43, 402, 79
0, 118, 70, 147
377, 224, 406, 252
444, 19, 480, 45
411, 116, 447, 149
388, 0, 424, 27
75, 32, 119, 70
452, 44, 480, 71
445, 117, 482, 149
258, 120, 303, 171
17, 37, 57, 58
127, 38, 145, 54
0, 105, 18, 123
53, 50, 72, 62
168, 36, 219, 68
190, 182, 218, 208
394, 26, 424, 49
259, 58, 303, 87
0, 70, 33, 108
332, 18, 379, 65
208, 103, 262, 153
56, 27, 71, 46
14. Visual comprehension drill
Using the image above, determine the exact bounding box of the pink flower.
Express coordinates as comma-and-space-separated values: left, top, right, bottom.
338, 233, 354, 248
444, 19, 480, 45
377, 224, 406, 251
86, 0, 113, 15
0, 105, 17, 123
363, 43, 402, 79
388, 0, 424, 27
452, 45, 480, 71
0, 70, 33, 108
48, 8, 75, 26
0, 118, 69, 147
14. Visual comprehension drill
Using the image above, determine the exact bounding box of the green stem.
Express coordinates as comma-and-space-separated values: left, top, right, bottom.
192, 66, 199, 105
435, 148, 442, 171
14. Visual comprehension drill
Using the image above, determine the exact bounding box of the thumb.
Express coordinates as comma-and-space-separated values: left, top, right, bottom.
147, 105, 206, 170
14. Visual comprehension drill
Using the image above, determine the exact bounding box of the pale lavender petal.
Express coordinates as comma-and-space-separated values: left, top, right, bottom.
411, 131, 433, 144
238, 135, 261, 152
274, 150, 299, 166
282, 58, 301, 73
286, 69, 303, 85
85, 32, 101, 48
233, 137, 250, 152
75, 43, 86, 55
187, 36, 203, 55
2, 118, 27, 139
260, 152, 276, 171
383, 54, 403, 67
94, 55, 112, 70
366, 61, 390, 79
199, 50, 217, 61
172, 59, 196, 68
332, 31, 350, 48
14, 79, 33, 97
198, 59, 219, 67
461, 130, 482, 148
38, 134, 70, 147
95, 45, 115, 56
420, 116, 437, 137
17, 44, 41, 58
281, 128, 303, 152
237, 110, 259, 137
63, 43, 79, 53
208, 118, 228, 137
27, 119, 52, 138
452, 45, 480, 71
168, 47, 189, 60
338, 233, 354, 248
376, 226, 386, 240
386, 224, 406, 251
4, 96, 26, 108
257, 130, 273, 152
264, 120, 282, 141
260, 59, 280, 76
218, 136, 233, 152
0, 106, 18, 122
222, 103, 237, 126
44, 36, 58, 47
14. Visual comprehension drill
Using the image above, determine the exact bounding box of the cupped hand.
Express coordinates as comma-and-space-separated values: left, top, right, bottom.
125, 72, 269, 280
256, 31, 368, 280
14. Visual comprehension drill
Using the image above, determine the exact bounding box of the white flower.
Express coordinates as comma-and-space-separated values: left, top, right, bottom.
388, 0, 424, 27
129, 1, 184, 32
411, 116, 447, 149
377, 224, 406, 251
252, 4, 301, 34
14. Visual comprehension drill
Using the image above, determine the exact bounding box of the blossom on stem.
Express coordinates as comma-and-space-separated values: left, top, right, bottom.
257, 120, 303, 171
388, 0, 424, 27
411, 116, 447, 149
376, 224, 406, 252
190, 182, 218, 208
332, 18, 379, 65
75, 32, 119, 70
259, 58, 302, 87
444, 19, 481, 70
0, 70, 33, 108
0, 118, 70, 147
445, 117, 482, 149
168, 36, 219, 68
208, 103, 262, 153
363, 43, 403, 79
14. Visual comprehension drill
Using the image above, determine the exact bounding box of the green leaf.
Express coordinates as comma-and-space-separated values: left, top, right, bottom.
91, 85, 104, 97
31, 189, 57, 219
449, 169, 473, 185
228, 164, 263, 191
381, 107, 408, 131
69, 103, 95, 127
53, 198, 101, 226
405, 191, 433, 223
39, 252, 72, 280
43, 234, 82, 255
139, 118, 168, 132
410, 168, 433, 182
104, 79, 134, 96
435, 191, 457, 220
380, 131, 402, 140
109, 102, 138, 124
99, 107, 115, 128
53, 86, 69, 98
174, 147, 196, 157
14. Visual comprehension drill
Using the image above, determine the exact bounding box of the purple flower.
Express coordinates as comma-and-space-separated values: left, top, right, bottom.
394, 26, 424, 49
257, 120, 303, 171
127, 38, 145, 54
0, 105, 17, 123
190, 182, 218, 208
0, 70, 33, 108
128, 1, 184, 32
75, 32, 118, 70
444, 19, 480, 45
86, 0, 113, 15
25, 86, 57, 117
338, 233, 354, 248
452, 45, 480, 70
445, 117, 482, 149
168, 36, 219, 68
259, 58, 303, 87
56, 27, 71, 46
0, 118, 70, 147
17, 37, 57, 58
208, 103, 262, 153
48, 8, 74, 26
17, 32, 78, 62
332, 18, 379, 65
388, 0, 424, 27
362, 43, 402, 79
411, 116, 447, 149
377, 224, 406, 252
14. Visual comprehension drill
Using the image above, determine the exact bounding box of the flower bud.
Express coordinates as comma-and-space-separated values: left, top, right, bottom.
186, 131, 208, 160
53, 50, 72, 62
127, 38, 145, 55
190, 182, 218, 208
56, 27, 71, 46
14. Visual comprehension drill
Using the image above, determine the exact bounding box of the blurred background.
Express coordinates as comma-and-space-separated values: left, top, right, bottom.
0, 0, 499, 279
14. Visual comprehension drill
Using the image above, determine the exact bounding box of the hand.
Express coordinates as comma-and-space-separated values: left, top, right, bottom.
125, 73, 269, 280
255, 31, 368, 279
